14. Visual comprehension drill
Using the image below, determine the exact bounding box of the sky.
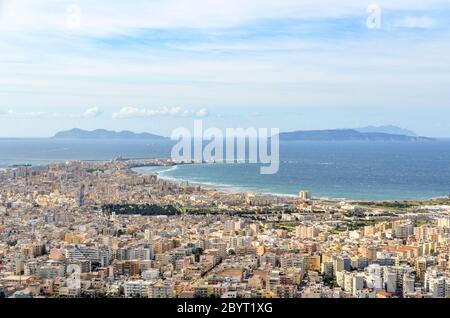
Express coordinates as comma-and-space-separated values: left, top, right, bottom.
0, 0, 450, 137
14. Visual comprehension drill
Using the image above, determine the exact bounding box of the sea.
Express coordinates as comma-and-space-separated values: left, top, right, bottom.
1, 138, 450, 201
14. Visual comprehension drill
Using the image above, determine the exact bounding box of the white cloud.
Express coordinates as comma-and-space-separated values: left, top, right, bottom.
394, 16, 439, 29
196, 108, 210, 117
112, 106, 210, 119
0, 109, 48, 117
1, 0, 449, 35
1, 1, 450, 113
0, 109, 81, 118
83, 106, 102, 118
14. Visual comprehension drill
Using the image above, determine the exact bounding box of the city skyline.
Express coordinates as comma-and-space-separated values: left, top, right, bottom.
2, 159, 450, 299
1, 1, 450, 137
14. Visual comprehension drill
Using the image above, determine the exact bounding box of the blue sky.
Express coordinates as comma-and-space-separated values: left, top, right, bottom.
0, 0, 450, 137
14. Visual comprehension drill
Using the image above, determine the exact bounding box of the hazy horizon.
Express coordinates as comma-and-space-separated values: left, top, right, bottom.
0, 123, 447, 139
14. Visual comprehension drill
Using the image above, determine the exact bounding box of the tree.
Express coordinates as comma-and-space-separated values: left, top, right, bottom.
193, 248, 204, 262
91, 261, 101, 271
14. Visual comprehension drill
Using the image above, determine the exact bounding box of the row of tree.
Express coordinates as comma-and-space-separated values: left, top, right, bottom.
102, 204, 181, 216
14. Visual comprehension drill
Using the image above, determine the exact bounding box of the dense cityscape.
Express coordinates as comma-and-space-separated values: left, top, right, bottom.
1, 159, 450, 299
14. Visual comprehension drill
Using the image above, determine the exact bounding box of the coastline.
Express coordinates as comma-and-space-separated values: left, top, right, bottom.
3, 157, 450, 203
132, 164, 270, 198
132, 163, 449, 203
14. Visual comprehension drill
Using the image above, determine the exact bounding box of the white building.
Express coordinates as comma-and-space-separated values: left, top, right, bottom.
142, 269, 160, 281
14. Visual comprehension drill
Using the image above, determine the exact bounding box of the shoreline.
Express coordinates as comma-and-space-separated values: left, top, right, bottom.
132, 164, 450, 204
2, 158, 449, 204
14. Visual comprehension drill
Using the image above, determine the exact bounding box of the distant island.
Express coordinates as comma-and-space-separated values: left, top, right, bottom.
53, 127, 433, 142
355, 125, 417, 137
53, 128, 167, 140
279, 129, 434, 141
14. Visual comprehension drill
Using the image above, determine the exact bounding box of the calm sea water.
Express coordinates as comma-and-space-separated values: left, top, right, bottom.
2, 138, 450, 201
0, 138, 174, 167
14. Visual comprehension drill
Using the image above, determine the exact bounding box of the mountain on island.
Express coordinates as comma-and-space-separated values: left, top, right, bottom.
279, 129, 434, 141
53, 128, 167, 140
355, 125, 417, 136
